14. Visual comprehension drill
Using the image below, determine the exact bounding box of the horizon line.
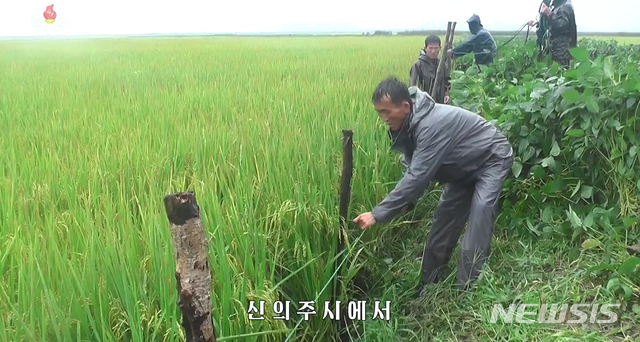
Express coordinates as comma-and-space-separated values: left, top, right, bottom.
3, 30, 640, 41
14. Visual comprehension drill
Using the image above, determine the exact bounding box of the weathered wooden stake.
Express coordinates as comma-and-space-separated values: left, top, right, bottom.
335, 130, 353, 341
448, 23, 457, 50
448, 22, 457, 81
163, 191, 217, 342
432, 21, 456, 104
430, 22, 451, 100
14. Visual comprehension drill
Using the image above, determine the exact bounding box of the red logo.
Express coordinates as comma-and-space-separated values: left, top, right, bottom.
44, 4, 57, 24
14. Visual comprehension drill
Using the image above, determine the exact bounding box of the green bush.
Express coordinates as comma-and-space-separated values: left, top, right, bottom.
450, 38, 640, 299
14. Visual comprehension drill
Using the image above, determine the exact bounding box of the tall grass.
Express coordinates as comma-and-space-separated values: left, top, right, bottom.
0, 36, 425, 341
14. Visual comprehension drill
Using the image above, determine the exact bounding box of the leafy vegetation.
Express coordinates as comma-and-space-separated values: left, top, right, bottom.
348, 37, 640, 341
451, 37, 640, 298
0, 35, 638, 342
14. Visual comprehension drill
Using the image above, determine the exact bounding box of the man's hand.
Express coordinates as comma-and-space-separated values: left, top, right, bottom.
444, 94, 450, 104
540, 4, 551, 16
353, 212, 376, 229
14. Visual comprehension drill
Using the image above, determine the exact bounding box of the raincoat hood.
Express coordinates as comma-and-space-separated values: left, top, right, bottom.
418, 49, 429, 61
410, 86, 437, 123
467, 14, 483, 34
467, 14, 482, 26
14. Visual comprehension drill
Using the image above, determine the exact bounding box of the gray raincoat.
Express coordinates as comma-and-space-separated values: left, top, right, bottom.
371, 86, 514, 289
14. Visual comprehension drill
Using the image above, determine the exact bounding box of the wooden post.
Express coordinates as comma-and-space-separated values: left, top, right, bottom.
445, 22, 457, 96
335, 130, 353, 341
448, 22, 457, 75
430, 22, 451, 100
163, 191, 217, 342
432, 22, 456, 104
447, 23, 457, 51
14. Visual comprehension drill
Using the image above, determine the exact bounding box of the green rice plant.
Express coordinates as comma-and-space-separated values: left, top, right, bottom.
0, 36, 423, 342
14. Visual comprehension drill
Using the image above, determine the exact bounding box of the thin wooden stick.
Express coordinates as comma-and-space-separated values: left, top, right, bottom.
448, 22, 457, 49
444, 22, 457, 101
432, 22, 452, 102
433, 22, 456, 104
335, 129, 353, 341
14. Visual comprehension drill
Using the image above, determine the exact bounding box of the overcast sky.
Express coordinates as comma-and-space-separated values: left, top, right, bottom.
1, 0, 637, 37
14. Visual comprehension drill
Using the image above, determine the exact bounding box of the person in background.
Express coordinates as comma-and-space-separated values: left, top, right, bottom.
526, 0, 551, 60
410, 35, 450, 104
447, 14, 497, 68
530, 0, 577, 67
353, 77, 514, 296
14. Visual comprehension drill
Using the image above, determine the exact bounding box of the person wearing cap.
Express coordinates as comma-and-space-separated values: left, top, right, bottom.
447, 14, 497, 67
530, 0, 577, 67
353, 77, 514, 296
410, 35, 451, 104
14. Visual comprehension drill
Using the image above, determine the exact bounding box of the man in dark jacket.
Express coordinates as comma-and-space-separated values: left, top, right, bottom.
448, 14, 497, 66
410, 35, 450, 104
353, 77, 514, 294
539, 0, 577, 67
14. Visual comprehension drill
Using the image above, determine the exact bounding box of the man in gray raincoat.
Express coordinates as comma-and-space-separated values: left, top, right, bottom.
447, 14, 497, 67
353, 77, 513, 295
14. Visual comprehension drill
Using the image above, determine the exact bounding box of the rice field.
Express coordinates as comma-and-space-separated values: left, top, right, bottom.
0, 36, 425, 342
582, 35, 640, 44
1, 34, 638, 342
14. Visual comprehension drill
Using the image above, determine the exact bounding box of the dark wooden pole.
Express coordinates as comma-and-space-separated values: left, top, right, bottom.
447, 22, 457, 51
448, 22, 458, 80
431, 22, 452, 101
446, 22, 457, 99
163, 191, 217, 342
433, 22, 456, 104
335, 130, 353, 341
